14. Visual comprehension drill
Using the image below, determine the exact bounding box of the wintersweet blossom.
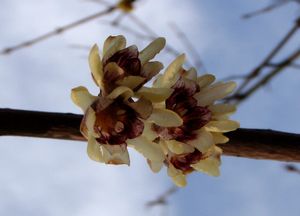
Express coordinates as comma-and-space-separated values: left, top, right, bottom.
143, 54, 240, 187
71, 35, 181, 166
71, 35, 239, 187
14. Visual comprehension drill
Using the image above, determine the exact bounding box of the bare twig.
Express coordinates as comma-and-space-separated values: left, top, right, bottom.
228, 47, 300, 102
146, 186, 178, 208
233, 17, 300, 96
1, 108, 300, 162
284, 164, 300, 174
241, 1, 289, 19
169, 23, 206, 72
0, 6, 116, 55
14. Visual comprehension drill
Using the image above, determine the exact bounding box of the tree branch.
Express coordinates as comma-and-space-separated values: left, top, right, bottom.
1, 108, 300, 162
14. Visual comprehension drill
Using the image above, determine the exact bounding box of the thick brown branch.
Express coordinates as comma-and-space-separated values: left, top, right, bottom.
1, 108, 300, 162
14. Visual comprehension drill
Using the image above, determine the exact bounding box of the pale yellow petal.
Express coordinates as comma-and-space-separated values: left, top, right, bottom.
152, 74, 164, 88
185, 67, 197, 81
197, 74, 215, 88
160, 54, 185, 88
136, 87, 174, 103
209, 104, 236, 115
103, 35, 126, 61
142, 121, 158, 141
80, 107, 99, 139
89, 44, 104, 88
125, 97, 153, 119
71, 86, 97, 112
167, 164, 187, 187
101, 144, 130, 165
188, 129, 214, 153
116, 76, 145, 90
165, 140, 194, 154
139, 37, 166, 65
195, 81, 237, 106
107, 86, 134, 100
148, 108, 183, 127
205, 120, 239, 132
127, 136, 165, 162
211, 132, 229, 144
87, 136, 104, 162
191, 146, 222, 176
147, 159, 163, 173
142, 61, 164, 80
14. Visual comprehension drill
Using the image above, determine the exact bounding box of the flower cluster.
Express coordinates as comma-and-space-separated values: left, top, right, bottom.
71, 35, 239, 187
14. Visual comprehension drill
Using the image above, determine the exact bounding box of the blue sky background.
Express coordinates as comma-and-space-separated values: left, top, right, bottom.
0, 0, 300, 215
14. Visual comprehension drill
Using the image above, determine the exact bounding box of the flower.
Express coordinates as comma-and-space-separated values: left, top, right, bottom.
71, 35, 166, 165
71, 35, 239, 187
145, 54, 240, 187
89, 35, 165, 96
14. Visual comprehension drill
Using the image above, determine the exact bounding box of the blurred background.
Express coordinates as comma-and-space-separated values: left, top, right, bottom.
0, 0, 300, 215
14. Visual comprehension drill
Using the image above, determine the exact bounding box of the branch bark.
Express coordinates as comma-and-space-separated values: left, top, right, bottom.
1, 108, 300, 163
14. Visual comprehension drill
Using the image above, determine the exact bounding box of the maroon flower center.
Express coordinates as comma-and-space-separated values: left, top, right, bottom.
106, 45, 142, 77
170, 149, 203, 174
91, 98, 144, 145
153, 77, 211, 142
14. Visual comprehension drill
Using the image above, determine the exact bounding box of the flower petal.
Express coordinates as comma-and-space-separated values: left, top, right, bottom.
195, 81, 237, 106
87, 136, 104, 162
141, 61, 164, 80
71, 86, 97, 112
211, 132, 229, 144
165, 140, 194, 154
205, 120, 240, 132
159, 54, 185, 88
127, 136, 165, 162
103, 35, 126, 62
167, 164, 187, 187
89, 44, 104, 88
125, 97, 153, 119
142, 121, 158, 141
188, 129, 214, 153
139, 37, 166, 65
101, 144, 130, 165
148, 108, 183, 127
107, 86, 134, 100
191, 146, 222, 176
185, 67, 197, 81
147, 159, 163, 173
80, 107, 99, 139
209, 104, 236, 115
197, 74, 215, 88
116, 76, 146, 90
136, 87, 174, 103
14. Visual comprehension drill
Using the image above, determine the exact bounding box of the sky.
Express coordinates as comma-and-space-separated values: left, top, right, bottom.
0, 0, 300, 216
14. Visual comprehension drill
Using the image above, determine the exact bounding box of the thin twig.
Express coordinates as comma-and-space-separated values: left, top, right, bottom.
284, 164, 300, 174
0, 6, 116, 55
229, 48, 300, 103
146, 186, 178, 208
169, 22, 206, 72
1, 108, 300, 162
236, 17, 299, 92
231, 17, 300, 100
241, 1, 289, 19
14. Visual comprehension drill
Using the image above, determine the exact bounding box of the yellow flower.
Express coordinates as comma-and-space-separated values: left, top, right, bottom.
71, 35, 239, 186
71, 35, 167, 165
89, 35, 165, 96
146, 54, 240, 187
